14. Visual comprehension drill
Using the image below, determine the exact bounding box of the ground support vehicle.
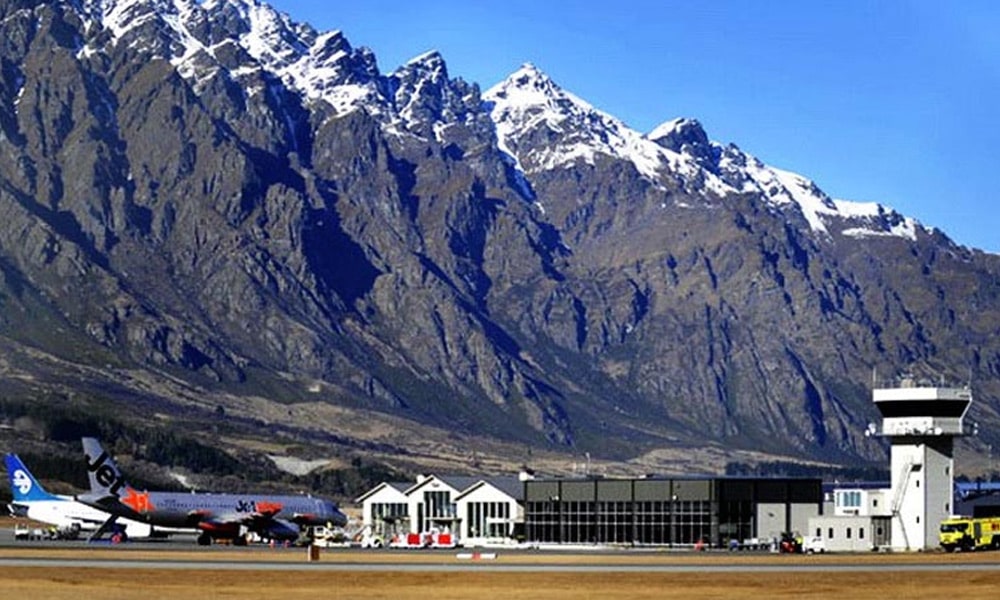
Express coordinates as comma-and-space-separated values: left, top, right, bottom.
388, 530, 459, 549
13, 523, 46, 541
940, 516, 1000, 552
727, 537, 773, 551
778, 532, 803, 554
802, 536, 827, 554
44, 523, 81, 540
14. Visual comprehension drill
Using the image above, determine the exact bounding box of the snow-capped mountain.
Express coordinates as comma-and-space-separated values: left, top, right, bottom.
485, 64, 927, 246
1, 0, 997, 481
76, 0, 385, 113
483, 64, 721, 191
62, 0, 950, 249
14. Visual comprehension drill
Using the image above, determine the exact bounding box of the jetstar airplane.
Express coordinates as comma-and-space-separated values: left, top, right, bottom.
4, 453, 170, 539
77, 437, 348, 546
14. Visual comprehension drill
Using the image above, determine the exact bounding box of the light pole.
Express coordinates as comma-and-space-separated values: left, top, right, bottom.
670, 494, 677, 548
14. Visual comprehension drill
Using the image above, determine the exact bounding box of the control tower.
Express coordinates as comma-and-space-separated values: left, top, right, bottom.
873, 378, 972, 551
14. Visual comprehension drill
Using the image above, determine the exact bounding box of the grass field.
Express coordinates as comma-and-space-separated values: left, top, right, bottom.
2, 546, 1000, 599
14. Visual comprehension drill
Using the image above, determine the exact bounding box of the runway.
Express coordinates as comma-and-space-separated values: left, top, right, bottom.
4, 542, 1000, 573
4, 521, 1000, 574
5, 555, 1000, 572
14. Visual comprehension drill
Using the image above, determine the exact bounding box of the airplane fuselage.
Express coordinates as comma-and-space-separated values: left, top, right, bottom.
12, 497, 157, 538
121, 491, 344, 528
81, 489, 347, 541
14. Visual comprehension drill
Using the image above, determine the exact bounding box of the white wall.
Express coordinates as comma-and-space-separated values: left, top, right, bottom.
789, 502, 820, 537
890, 439, 953, 551
890, 442, 926, 551
358, 485, 409, 534
756, 503, 786, 540
406, 477, 460, 534
456, 484, 520, 543
809, 516, 876, 552
754, 502, 819, 540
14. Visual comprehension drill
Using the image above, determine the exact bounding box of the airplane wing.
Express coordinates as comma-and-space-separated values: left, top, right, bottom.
191, 506, 301, 541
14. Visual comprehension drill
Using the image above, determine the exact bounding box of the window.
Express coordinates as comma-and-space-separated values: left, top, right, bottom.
467, 501, 512, 538
815, 528, 821, 537
916, 516, 921, 524
846, 528, 852, 539
859, 528, 865, 539
873, 498, 879, 507
828, 527, 834, 539
836, 490, 863, 509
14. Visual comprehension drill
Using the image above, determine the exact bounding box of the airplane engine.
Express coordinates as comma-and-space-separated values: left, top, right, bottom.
260, 520, 300, 541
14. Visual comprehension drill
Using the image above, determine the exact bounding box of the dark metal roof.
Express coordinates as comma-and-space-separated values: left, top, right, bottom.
454, 477, 525, 502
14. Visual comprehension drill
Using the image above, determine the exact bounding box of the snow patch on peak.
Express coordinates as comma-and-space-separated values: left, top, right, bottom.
496, 63, 561, 96
833, 199, 920, 242
406, 49, 446, 68
719, 145, 924, 244
768, 167, 838, 234
485, 64, 730, 194
648, 117, 701, 143
225, 0, 308, 67
223, 3, 385, 115
79, 0, 382, 115
84, 0, 180, 40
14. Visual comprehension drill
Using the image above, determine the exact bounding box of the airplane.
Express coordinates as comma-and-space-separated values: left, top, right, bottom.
4, 453, 167, 539
77, 437, 348, 545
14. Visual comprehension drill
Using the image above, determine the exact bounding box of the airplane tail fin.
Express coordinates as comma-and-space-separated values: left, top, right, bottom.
82, 437, 128, 498
5, 453, 60, 502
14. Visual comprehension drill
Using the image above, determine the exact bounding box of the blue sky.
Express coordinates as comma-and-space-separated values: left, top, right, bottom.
268, 1, 999, 254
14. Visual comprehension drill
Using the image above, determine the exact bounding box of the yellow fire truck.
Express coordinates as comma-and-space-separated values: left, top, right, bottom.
939, 516, 1000, 552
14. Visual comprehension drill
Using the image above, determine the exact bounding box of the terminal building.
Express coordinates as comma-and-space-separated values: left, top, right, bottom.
353, 377, 974, 551
356, 473, 823, 548
522, 476, 822, 546
355, 474, 525, 546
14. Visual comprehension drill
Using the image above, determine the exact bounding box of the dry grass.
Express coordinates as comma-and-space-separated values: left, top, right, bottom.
3, 567, 1000, 600
2, 547, 1000, 599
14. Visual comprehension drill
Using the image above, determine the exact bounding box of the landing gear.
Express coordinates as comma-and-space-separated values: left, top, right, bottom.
88, 515, 121, 543
197, 532, 212, 546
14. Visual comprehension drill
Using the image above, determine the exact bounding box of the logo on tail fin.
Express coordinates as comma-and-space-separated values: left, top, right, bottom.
12, 469, 31, 495
83, 438, 127, 498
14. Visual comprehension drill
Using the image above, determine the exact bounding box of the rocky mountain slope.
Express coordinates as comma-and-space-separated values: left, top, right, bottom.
0, 0, 998, 481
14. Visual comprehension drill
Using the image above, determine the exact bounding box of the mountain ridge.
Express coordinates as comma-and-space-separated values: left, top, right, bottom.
0, 0, 998, 488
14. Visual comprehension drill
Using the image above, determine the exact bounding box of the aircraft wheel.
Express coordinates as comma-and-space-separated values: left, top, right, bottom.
197, 533, 212, 546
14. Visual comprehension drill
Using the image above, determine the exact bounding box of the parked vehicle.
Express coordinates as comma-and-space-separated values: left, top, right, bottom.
13, 523, 44, 541
802, 535, 827, 554
779, 532, 803, 553
940, 516, 1000, 552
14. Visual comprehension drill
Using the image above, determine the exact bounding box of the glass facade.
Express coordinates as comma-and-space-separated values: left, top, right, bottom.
466, 501, 511, 538
524, 478, 820, 547
418, 490, 457, 532
369, 502, 408, 536
635, 501, 670, 544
